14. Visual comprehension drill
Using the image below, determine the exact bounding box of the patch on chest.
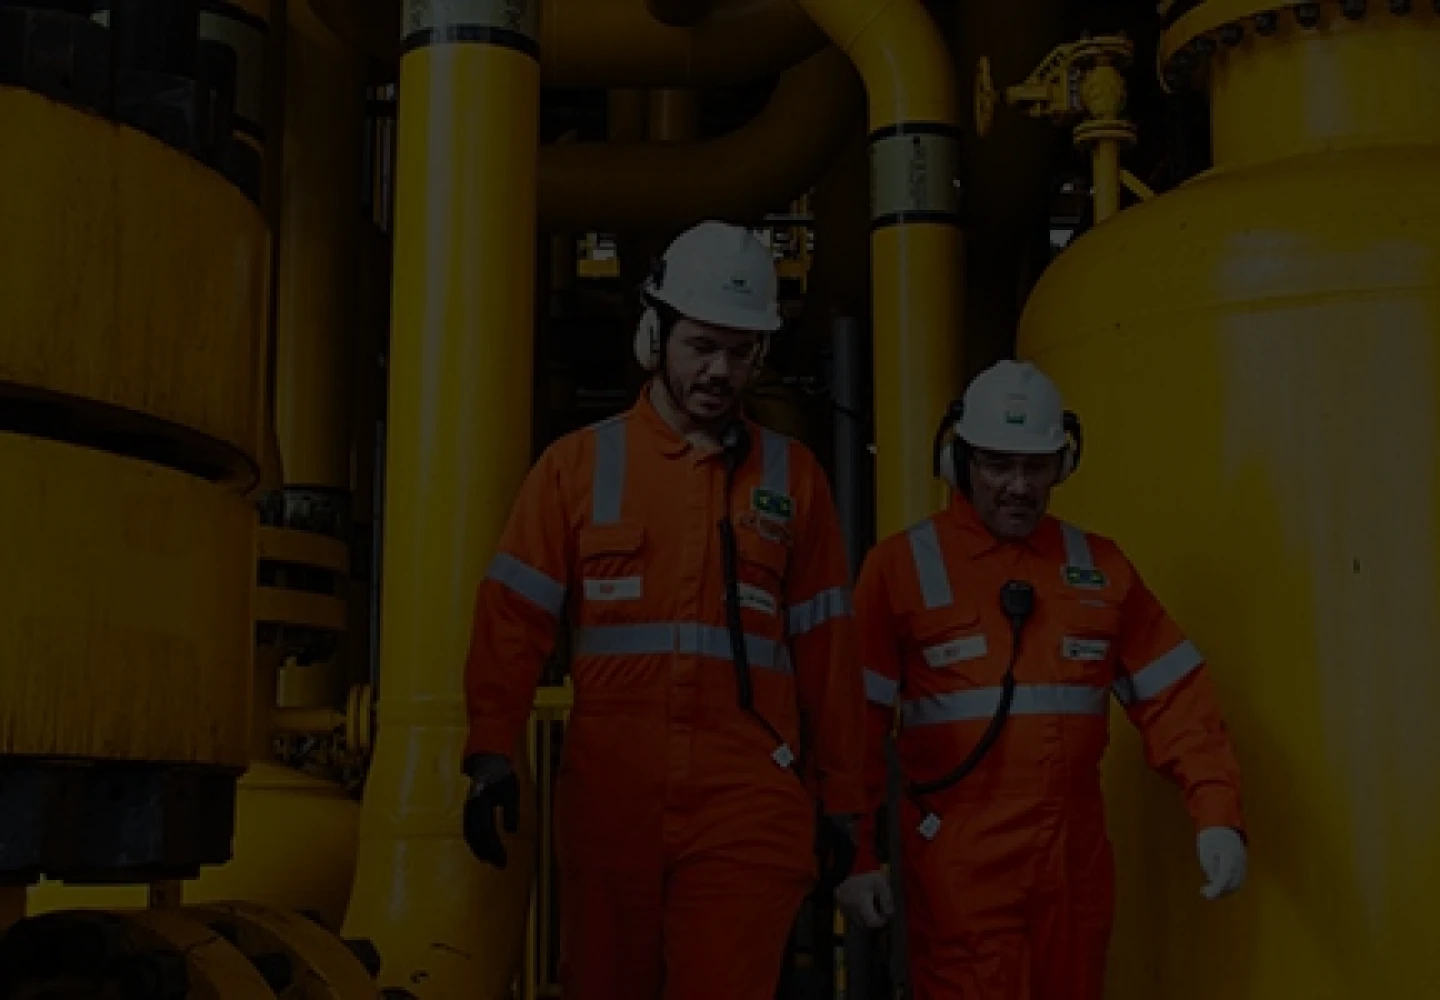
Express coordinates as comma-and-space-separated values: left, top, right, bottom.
584, 576, 642, 601
923, 634, 988, 668
735, 582, 779, 616
1062, 636, 1111, 661
751, 486, 794, 522
1062, 565, 1108, 590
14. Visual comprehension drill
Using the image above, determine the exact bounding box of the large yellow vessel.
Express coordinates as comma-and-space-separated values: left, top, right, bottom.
1020, 2, 1440, 996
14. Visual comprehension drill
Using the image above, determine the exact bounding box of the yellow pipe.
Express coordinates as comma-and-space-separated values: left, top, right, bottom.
796, 0, 962, 536
273, 0, 365, 492
271, 705, 345, 734
649, 87, 700, 141
1091, 138, 1120, 223
539, 45, 862, 231
341, 4, 541, 998
312, 0, 822, 85
608, 88, 650, 141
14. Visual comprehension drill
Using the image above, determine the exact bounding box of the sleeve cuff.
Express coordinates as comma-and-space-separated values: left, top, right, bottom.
1191, 784, 1245, 835
851, 840, 882, 875
465, 719, 519, 764
819, 773, 867, 817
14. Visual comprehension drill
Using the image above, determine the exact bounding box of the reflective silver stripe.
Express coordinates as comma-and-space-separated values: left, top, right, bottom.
900, 683, 1108, 727
1062, 521, 1093, 568
865, 669, 898, 707
591, 416, 627, 525
486, 552, 566, 616
907, 519, 952, 609
1114, 639, 1204, 705
761, 428, 790, 495
572, 622, 793, 674
788, 586, 852, 636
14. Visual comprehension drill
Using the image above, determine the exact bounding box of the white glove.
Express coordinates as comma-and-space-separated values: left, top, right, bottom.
834, 869, 894, 929
1197, 826, 1247, 900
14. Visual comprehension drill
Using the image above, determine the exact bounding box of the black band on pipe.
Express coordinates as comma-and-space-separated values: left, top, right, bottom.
401, 24, 540, 57
867, 121, 963, 143
871, 209, 961, 230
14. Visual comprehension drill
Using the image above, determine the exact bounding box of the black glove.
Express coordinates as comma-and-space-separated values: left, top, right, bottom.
462, 753, 519, 868
815, 812, 858, 893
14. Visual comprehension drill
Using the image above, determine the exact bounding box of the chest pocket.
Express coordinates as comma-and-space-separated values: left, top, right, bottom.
734, 526, 789, 637
908, 600, 995, 689
1054, 595, 1122, 681
577, 522, 646, 623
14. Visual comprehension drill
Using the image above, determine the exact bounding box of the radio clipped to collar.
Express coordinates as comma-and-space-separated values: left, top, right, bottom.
933, 400, 1084, 493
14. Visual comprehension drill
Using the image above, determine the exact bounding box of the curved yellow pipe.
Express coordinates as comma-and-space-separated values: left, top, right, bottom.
312, 0, 822, 85
339, 3, 540, 998
649, 88, 700, 141
539, 45, 862, 231
796, 0, 962, 537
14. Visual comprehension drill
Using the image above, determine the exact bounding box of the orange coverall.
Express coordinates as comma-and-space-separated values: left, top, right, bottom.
464, 388, 865, 1000
852, 495, 1244, 1000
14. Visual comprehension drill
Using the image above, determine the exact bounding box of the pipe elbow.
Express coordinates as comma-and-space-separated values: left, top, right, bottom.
798, 0, 958, 127
538, 45, 862, 231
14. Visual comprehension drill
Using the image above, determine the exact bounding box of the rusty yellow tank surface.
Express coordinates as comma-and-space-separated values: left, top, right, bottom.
0, 86, 269, 485
1017, 4, 1440, 997
0, 433, 254, 766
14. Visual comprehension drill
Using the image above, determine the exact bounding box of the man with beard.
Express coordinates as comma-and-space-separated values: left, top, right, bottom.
833, 359, 1248, 999
460, 220, 866, 1000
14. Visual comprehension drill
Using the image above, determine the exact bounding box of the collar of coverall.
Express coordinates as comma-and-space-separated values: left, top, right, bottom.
635, 377, 749, 461
944, 489, 1066, 559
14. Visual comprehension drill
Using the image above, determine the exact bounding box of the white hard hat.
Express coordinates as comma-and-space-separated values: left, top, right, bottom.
937, 360, 1082, 487
633, 220, 782, 371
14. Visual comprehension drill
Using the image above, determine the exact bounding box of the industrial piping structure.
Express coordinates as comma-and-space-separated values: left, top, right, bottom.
4, 0, 1440, 998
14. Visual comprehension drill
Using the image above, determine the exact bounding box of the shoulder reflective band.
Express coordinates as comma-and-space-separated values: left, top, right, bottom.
198, 4, 269, 138
1061, 521, 1109, 589
590, 414, 627, 525
868, 122, 961, 229
760, 427, 790, 495
907, 518, 953, 610
402, 0, 541, 56
1062, 521, 1093, 568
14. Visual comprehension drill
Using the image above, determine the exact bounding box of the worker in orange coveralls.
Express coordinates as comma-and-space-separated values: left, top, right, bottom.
460, 220, 866, 1000
833, 360, 1249, 999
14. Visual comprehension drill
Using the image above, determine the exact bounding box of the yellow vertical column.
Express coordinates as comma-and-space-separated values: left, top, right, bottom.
272, 0, 366, 710
341, 2, 542, 998
799, 0, 963, 536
